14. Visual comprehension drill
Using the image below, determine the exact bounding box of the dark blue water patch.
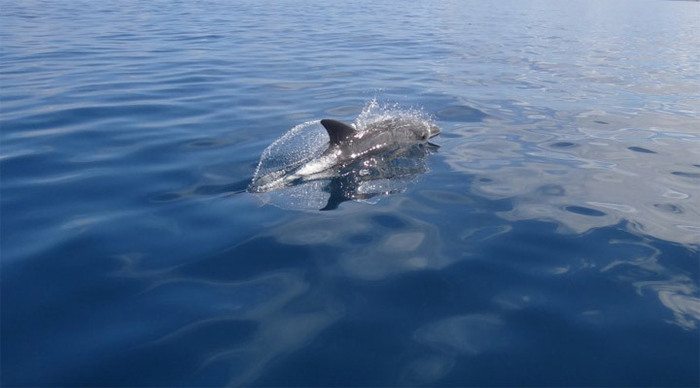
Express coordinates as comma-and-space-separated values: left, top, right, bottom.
99, 32, 138, 41
437, 312, 699, 386
0, 150, 67, 181
550, 141, 579, 149
149, 192, 185, 203
254, 320, 407, 386
564, 205, 607, 217
650, 236, 700, 277
628, 146, 656, 154
483, 221, 584, 267
54, 319, 258, 386
352, 270, 493, 321
347, 232, 375, 245
175, 237, 314, 282
671, 171, 700, 179
1, 238, 142, 385
654, 203, 683, 214
1, 237, 126, 311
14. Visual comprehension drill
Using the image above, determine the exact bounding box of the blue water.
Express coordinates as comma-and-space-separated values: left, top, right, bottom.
2, 0, 699, 386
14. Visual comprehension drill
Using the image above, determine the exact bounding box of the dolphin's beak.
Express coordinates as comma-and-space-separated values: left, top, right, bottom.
429, 124, 441, 138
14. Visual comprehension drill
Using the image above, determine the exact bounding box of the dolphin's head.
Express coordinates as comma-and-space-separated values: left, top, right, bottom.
427, 123, 441, 139
409, 122, 441, 143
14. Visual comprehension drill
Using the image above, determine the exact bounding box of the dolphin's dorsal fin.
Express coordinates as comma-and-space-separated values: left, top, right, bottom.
320, 119, 356, 145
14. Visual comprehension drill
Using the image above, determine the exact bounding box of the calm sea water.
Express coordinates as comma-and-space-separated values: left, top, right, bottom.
2, 0, 699, 386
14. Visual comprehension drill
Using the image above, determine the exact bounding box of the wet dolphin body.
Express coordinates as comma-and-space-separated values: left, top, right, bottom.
317, 142, 438, 210
249, 117, 440, 193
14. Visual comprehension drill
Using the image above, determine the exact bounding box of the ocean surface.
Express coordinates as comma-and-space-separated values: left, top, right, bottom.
2, 0, 699, 386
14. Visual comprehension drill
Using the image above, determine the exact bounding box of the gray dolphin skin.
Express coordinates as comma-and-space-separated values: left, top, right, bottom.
249, 117, 440, 193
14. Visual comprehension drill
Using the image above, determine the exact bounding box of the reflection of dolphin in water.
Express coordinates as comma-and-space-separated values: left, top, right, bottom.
318, 141, 439, 210
249, 117, 440, 194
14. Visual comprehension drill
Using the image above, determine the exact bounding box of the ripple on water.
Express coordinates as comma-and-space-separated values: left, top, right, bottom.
549, 141, 578, 149
270, 210, 450, 280
436, 105, 488, 123
653, 203, 684, 214
325, 105, 362, 117
672, 171, 700, 179
4, 103, 203, 138
536, 184, 566, 196
416, 189, 476, 205
564, 205, 607, 217
148, 191, 185, 203
400, 355, 455, 386
185, 138, 225, 148
414, 314, 511, 356
628, 146, 657, 154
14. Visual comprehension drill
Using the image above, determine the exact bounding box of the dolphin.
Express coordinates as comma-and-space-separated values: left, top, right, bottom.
249, 117, 440, 193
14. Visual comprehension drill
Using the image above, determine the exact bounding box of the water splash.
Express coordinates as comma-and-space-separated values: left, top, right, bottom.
249, 120, 328, 190
248, 100, 439, 210
353, 98, 434, 132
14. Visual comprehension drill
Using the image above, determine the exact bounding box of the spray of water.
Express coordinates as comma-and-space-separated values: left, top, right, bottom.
354, 99, 433, 132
